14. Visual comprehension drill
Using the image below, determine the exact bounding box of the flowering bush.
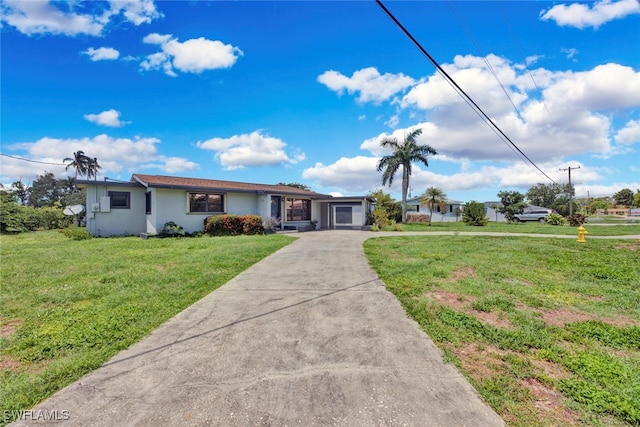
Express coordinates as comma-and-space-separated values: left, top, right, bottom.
205, 214, 263, 236
241, 215, 265, 235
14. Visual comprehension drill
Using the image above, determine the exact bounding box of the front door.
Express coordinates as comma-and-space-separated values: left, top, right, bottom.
271, 196, 282, 222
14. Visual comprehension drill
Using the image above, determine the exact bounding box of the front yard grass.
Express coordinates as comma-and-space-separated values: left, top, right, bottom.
0, 231, 294, 424
396, 221, 640, 236
364, 236, 640, 426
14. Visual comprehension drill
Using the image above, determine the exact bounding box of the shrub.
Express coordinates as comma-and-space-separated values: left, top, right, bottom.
371, 208, 392, 229
567, 213, 588, 226
462, 201, 489, 226
546, 212, 567, 226
61, 228, 92, 240
241, 215, 265, 235
0, 202, 71, 233
205, 214, 243, 236
161, 221, 185, 237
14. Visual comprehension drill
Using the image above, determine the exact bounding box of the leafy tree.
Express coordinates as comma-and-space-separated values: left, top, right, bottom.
10, 179, 30, 205
526, 182, 573, 208
588, 199, 610, 215
419, 186, 447, 226
613, 188, 634, 207
277, 182, 312, 191
376, 128, 437, 223
462, 201, 488, 226
550, 195, 579, 217
367, 190, 401, 223
633, 190, 640, 208
496, 190, 527, 222
29, 172, 65, 208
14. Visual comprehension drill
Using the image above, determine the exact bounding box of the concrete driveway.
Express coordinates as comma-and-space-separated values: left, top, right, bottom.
12, 230, 504, 426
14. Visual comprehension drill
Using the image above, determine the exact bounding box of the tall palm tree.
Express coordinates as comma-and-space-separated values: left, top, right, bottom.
376, 128, 437, 224
63, 151, 102, 180
63, 151, 90, 179
420, 186, 447, 226
86, 157, 102, 180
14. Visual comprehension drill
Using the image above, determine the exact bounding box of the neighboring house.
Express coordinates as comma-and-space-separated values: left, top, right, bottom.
405, 197, 463, 222
78, 174, 373, 237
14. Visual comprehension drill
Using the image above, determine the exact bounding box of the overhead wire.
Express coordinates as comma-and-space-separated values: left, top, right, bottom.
497, 0, 551, 118
447, 1, 524, 121
1, 153, 65, 166
375, 0, 557, 185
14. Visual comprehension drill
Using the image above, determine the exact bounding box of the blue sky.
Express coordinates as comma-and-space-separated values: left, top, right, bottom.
1, 0, 639, 202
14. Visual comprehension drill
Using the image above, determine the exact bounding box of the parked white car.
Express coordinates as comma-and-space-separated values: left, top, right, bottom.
513, 209, 553, 223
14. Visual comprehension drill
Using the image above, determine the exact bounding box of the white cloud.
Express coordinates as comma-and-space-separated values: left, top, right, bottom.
109, 0, 162, 26
197, 131, 305, 170
540, 0, 640, 29
0, 0, 162, 36
141, 33, 243, 76
84, 109, 129, 127
561, 47, 579, 61
317, 67, 416, 104
303, 156, 381, 192
615, 120, 640, 145
313, 54, 639, 199
83, 47, 120, 61
2, 134, 197, 184
159, 157, 199, 174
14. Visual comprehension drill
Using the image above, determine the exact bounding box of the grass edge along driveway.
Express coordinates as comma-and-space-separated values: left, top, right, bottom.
364, 235, 639, 427
0, 231, 295, 425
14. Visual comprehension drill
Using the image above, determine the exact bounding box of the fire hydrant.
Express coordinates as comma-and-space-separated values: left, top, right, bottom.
577, 225, 587, 243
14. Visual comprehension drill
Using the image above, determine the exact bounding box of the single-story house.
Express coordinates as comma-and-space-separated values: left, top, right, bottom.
405, 197, 464, 222
77, 174, 373, 237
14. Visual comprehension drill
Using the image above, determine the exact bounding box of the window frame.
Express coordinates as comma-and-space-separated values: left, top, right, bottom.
145, 191, 152, 215
108, 191, 130, 209
285, 198, 311, 221
188, 192, 225, 214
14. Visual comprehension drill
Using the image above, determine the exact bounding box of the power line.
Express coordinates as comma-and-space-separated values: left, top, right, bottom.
447, 1, 523, 121
0, 153, 65, 166
375, 0, 557, 185
497, 1, 551, 118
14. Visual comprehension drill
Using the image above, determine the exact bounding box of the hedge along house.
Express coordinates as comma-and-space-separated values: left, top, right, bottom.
77, 174, 373, 237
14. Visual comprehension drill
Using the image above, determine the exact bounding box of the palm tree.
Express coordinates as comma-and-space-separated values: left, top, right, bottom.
64, 151, 90, 179
376, 128, 437, 224
63, 151, 102, 180
420, 186, 447, 226
86, 157, 102, 180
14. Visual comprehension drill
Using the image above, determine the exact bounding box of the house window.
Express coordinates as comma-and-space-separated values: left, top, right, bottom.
286, 198, 311, 221
109, 191, 130, 209
189, 193, 224, 213
145, 192, 152, 214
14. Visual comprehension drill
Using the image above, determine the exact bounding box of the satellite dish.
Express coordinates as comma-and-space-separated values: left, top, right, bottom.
63, 204, 85, 215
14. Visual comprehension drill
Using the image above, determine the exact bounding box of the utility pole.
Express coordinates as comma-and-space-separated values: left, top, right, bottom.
559, 166, 580, 216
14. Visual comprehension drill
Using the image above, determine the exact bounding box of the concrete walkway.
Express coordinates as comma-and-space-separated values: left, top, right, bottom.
13, 231, 512, 426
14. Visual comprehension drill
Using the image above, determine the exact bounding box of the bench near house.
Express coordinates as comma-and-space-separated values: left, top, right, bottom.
77, 174, 373, 237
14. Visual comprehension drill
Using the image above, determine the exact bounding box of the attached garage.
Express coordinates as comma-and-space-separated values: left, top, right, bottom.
319, 197, 374, 230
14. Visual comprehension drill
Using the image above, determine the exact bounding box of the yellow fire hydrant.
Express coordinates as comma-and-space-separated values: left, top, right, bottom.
577, 225, 587, 243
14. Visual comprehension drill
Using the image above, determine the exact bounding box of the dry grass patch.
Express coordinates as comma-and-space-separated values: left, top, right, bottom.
425, 290, 514, 330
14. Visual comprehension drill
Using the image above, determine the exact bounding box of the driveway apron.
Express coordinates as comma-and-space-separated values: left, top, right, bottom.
13, 230, 504, 426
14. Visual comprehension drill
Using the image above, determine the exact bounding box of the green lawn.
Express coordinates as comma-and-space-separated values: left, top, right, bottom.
364, 235, 640, 426
0, 231, 294, 424
397, 220, 640, 236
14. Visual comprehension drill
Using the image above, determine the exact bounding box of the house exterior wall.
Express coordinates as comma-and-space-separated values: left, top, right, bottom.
150, 189, 262, 234
85, 184, 147, 237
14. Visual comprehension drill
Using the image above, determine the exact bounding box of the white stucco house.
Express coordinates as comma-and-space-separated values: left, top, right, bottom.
405, 197, 464, 222
78, 174, 373, 237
